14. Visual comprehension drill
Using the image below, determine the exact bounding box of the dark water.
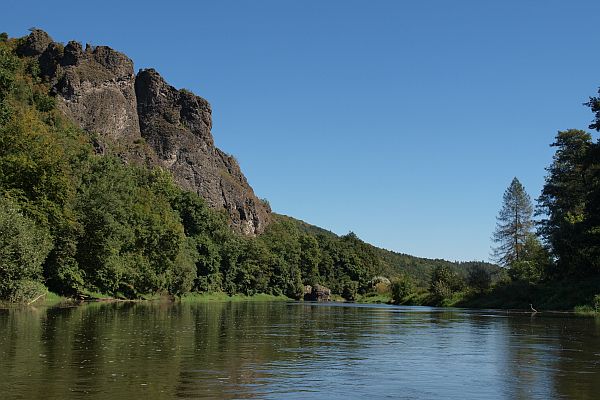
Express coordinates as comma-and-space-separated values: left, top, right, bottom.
1, 302, 599, 399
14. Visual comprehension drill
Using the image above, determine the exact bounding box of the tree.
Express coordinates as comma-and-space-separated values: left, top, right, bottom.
537, 130, 592, 275
585, 87, 600, 131
508, 234, 551, 283
390, 274, 415, 304
491, 177, 534, 267
0, 197, 53, 300
429, 265, 463, 301
467, 264, 492, 292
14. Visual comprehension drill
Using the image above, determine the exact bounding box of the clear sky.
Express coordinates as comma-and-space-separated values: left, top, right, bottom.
2, 1, 600, 262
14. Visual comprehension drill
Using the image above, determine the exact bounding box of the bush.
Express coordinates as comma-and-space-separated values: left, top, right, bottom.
0, 197, 53, 300
341, 279, 358, 301
7, 280, 47, 303
509, 260, 543, 283
431, 279, 453, 300
468, 264, 492, 292
369, 276, 391, 293
430, 266, 464, 300
594, 294, 600, 312
391, 275, 414, 303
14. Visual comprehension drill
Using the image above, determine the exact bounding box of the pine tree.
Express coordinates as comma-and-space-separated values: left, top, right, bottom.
491, 177, 534, 267
538, 129, 593, 275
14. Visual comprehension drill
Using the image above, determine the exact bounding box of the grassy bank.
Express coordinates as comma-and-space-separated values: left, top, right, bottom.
179, 292, 292, 303
0, 291, 72, 308
376, 276, 600, 316
455, 277, 600, 312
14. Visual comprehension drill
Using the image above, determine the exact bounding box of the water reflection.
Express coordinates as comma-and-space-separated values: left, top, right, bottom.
1, 302, 599, 399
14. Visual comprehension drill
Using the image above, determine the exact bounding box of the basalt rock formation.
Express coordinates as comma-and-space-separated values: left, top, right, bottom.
17, 29, 270, 234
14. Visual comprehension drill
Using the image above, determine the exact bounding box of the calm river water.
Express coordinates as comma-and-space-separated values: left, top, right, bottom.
1, 301, 599, 399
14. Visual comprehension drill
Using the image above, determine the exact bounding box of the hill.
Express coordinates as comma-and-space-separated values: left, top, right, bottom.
0, 29, 498, 303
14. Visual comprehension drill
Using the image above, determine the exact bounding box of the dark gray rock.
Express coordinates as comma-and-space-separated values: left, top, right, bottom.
16, 29, 52, 57
17, 29, 270, 235
51, 42, 140, 142
135, 68, 270, 234
304, 284, 332, 301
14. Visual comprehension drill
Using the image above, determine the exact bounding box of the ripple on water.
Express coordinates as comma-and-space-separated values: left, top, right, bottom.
1, 302, 599, 399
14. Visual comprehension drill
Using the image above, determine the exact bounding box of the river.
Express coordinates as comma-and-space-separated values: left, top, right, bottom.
1, 301, 599, 399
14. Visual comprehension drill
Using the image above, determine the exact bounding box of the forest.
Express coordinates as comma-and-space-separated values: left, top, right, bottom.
1, 30, 599, 312
0, 33, 488, 304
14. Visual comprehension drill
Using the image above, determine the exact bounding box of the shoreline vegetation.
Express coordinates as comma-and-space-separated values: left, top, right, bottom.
2, 285, 598, 318
1, 31, 599, 318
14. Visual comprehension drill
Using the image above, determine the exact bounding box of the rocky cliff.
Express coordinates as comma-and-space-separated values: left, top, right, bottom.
17, 29, 270, 234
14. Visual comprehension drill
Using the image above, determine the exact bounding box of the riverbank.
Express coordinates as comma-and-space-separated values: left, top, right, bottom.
179, 293, 291, 302
384, 277, 600, 316
3, 282, 598, 317
0, 290, 293, 308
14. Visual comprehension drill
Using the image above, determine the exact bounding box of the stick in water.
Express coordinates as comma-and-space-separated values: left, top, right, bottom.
27, 293, 46, 306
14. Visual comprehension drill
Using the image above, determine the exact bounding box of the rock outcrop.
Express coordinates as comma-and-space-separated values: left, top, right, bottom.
135, 69, 269, 234
303, 284, 332, 301
17, 29, 270, 234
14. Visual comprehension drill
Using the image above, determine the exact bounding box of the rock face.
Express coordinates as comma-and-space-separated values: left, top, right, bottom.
303, 284, 331, 301
17, 29, 270, 234
135, 69, 270, 234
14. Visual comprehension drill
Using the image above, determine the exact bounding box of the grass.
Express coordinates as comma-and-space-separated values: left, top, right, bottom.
455, 276, 600, 312
356, 292, 392, 304
179, 292, 291, 303
43, 291, 70, 306
329, 294, 346, 302
0, 291, 71, 308
573, 305, 599, 317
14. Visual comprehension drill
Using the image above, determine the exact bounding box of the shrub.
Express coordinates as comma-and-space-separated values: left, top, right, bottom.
7, 280, 47, 303
431, 279, 453, 300
391, 275, 414, 303
341, 279, 358, 301
0, 197, 53, 300
468, 264, 492, 292
429, 265, 464, 300
594, 294, 600, 312
370, 276, 391, 293
509, 260, 543, 283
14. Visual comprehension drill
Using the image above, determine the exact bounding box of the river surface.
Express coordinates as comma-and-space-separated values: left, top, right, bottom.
1, 301, 599, 399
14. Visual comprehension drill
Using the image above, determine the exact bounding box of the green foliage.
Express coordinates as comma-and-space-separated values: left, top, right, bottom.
0, 32, 507, 305
0, 197, 52, 300
586, 87, 600, 132
341, 278, 358, 301
299, 234, 321, 285
6, 280, 47, 303
506, 234, 551, 283
0, 42, 19, 125
390, 275, 415, 303
430, 265, 464, 301
32, 91, 55, 112
538, 129, 593, 276
594, 294, 600, 312
492, 177, 535, 267
75, 157, 194, 297
467, 264, 492, 292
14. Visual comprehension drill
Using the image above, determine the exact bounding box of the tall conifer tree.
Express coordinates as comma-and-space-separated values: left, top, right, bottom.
537, 130, 592, 274
492, 178, 534, 267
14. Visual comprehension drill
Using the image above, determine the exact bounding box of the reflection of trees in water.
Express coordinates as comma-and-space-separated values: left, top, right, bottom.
499, 315, 558, 399
3, 304, 599, 399
501, 314, 600, 400
0, 302, 377, 399
174, 302, 376, 398
550, 317, 600, 400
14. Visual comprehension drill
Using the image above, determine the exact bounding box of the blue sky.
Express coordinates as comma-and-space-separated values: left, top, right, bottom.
2, 1, 600, 261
